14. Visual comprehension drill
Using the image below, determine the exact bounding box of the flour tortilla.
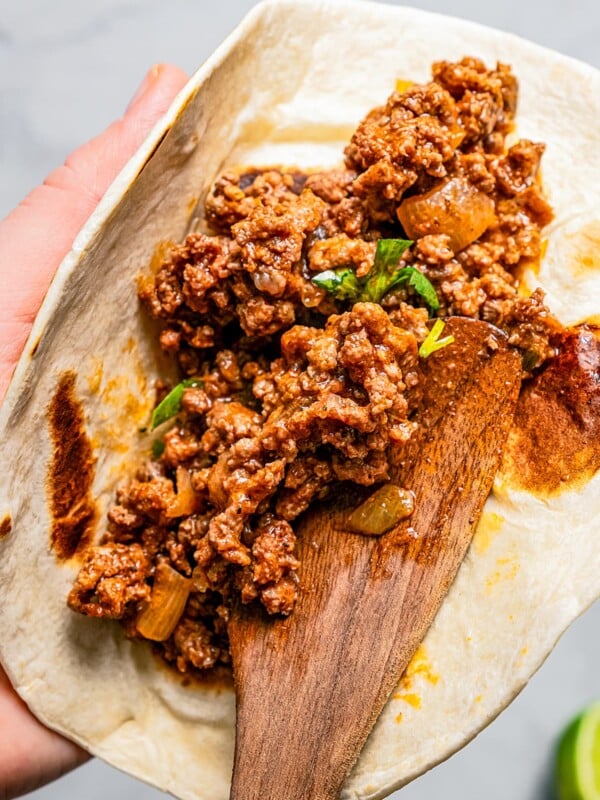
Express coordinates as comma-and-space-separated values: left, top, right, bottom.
0, 2, 599, 799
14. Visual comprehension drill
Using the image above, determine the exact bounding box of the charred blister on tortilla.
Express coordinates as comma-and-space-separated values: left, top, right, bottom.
0, 514, 11, 540
68, 56, 566, 678
48, 372, 97, 561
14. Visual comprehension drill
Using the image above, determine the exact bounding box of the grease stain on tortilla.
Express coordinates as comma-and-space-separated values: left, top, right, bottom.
0, 514, 11, 539
486, 554, 520, 591
501, 328, 600, 495
141, 240, 176, 283
472, 511, 504, 555
47, 372, 97, 561
399, 693, 422, 709
393, 645, 439, 709
186, 195, 199, 222
86, 358, 104, 395
565, 221, 600, 279
395, 78, 414, 93
90, 341, 153, 462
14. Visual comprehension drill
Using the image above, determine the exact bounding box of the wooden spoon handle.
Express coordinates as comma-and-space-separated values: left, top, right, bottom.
229, 318, 521, 800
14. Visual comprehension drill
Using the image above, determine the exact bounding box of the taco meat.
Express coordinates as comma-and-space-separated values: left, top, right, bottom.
68, 57, 566, 676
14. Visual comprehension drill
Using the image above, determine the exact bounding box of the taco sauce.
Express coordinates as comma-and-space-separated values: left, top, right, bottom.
503, 327, 600, 493
66, 57, 580, 678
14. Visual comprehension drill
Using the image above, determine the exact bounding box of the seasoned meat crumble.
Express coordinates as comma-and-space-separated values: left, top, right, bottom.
69, 57, 563, 675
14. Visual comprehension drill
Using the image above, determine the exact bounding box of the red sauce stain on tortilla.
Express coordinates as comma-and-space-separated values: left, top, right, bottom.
47, 372, 97, 560
0, 514, 11, 539
502, 327, 600, 494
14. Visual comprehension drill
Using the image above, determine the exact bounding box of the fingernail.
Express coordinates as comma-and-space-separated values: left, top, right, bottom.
127, 64, 164, 111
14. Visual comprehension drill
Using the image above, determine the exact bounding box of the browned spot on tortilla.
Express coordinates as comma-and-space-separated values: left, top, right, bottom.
0, 515, 11, 539
47, 372, 97, 560
502, 328, 600, 494
30, 336, 41, 358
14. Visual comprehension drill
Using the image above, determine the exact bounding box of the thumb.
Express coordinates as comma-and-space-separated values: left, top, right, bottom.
0, 63, 189, 400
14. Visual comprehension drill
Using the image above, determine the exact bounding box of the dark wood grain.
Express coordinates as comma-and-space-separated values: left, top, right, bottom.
228, 318, 521, 800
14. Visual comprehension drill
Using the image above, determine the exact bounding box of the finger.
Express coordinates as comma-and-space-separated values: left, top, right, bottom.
0, 63, 189, 400
0, 665, 88, 799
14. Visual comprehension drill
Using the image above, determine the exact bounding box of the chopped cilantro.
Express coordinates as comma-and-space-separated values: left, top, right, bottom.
312, 268, 362, 302
312, 238, 439, 313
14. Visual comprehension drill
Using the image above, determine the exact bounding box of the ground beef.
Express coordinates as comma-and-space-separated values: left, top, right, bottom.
68, 544, 150, 618
346, 80, 460, 219
70, 56, 564, 676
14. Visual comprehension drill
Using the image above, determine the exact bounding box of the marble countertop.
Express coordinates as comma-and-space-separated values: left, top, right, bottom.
1, 1, 598, 799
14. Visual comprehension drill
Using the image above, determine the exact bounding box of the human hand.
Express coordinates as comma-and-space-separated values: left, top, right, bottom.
0, 62, 188, 798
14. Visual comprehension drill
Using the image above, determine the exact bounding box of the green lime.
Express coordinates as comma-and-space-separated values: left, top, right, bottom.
556, 703, 600, 800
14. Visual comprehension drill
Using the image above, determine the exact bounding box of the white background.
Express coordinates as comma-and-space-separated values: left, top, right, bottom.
0, 1, 598, 798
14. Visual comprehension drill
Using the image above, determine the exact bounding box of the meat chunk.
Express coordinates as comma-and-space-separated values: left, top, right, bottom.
68, 543, 150, 618
345, 81, 460, 220
308, 235, 377, 277
169, 617, 222, 671
432, 57, 517, 140
232, 188, 325, 297
205, 169, 307, 231
251, 515, 300, 588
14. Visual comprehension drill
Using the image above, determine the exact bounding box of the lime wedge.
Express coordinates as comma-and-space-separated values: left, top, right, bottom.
556, 703, 600, 800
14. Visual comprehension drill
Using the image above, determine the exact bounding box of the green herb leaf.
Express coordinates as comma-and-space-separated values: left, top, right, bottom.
404, 267, 440, 312
365, 239, 414, 303
150, 378, 202, 430
312, 268, 362, 302
152, 439, 166, 459
419, 319, 455, 358
311, 239, 440, 313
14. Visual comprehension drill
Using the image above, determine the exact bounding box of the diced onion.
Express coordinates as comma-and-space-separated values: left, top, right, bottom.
136, 562, 191, 642
397, 176, 496, 253
166, 466, 196, 519
346, 484, 415, 536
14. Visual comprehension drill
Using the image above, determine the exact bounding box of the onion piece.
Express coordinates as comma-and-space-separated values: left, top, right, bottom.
166, 466, 196, 519
136, 562, 191, 642
346, 484, 415, 536
397, 176, 496, 252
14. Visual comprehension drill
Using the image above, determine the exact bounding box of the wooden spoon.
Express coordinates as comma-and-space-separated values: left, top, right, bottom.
228, 317, 521, 800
